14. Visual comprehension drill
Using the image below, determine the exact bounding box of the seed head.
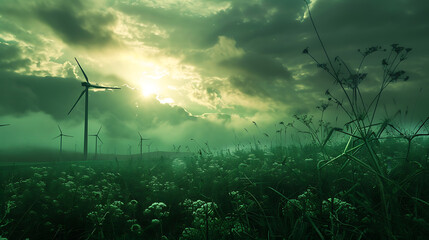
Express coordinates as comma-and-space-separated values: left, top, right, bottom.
302, 47, 309, 54
325, 89, 331, 96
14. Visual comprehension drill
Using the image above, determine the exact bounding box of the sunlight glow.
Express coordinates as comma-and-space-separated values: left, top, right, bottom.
158, 97, 175, 104
139, 68, 169, 97
141, 82, 159, 97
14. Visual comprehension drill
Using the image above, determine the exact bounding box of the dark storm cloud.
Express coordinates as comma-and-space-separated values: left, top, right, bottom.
310, 0, 429, 44
0, 0, 119, 49
217, 52, 292, 101
221, 52, 291, 79
0, 43, 30, 71
293, 0, 429, 74
0, 70, 80, 119
222, 0, 429, 117
212, 0, 305, 54
36, 5, 118, 47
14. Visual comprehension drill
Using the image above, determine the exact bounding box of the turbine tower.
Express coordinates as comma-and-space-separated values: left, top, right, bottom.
53, 125, 73, 154
138, 132, 150, 161
68, 58, 120, 160
90, 126, 103, 160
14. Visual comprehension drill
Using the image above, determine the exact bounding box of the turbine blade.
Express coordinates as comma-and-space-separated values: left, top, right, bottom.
97, 126, 102, 135
0, 124, 10, 127
53, 135, 60, 140
57, 124, 62, 133
138, 132, 142, 138
68, 89, 86, 115
97, 136, 103, 144
64, 135, 73, 137
90, 85, 120, 89
75, 58, 89, 83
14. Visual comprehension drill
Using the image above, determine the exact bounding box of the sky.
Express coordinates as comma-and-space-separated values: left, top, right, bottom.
0, 0, 428, 155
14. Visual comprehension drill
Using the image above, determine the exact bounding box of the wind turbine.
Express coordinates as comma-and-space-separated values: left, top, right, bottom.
128, 144, 132, 160
146, 142, 152, 153
138, 132, 150, 160
90, 126, 103, 160
53, 125, 73, 155
68, 58, 120, 160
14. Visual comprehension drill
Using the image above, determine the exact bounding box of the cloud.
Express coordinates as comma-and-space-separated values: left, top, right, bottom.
0, 0, 120, 50
36, 4, 118, 48
0, 70, 81, 119
221, 52, 291, 80
134, 0, 231, 17
0, 42, 30, 71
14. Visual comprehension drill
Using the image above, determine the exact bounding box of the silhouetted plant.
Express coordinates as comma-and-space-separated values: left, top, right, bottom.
303, 0, 428, 239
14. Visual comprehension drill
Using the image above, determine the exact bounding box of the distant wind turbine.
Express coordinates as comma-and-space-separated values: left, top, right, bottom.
53, 125, 73, 155
128, 144, 132, 160
90, 126, 103, 160
138, 132, 150, 160
68, 58, 120, 160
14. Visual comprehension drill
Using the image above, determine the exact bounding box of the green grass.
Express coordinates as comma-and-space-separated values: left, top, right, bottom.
0, 138, 428, 239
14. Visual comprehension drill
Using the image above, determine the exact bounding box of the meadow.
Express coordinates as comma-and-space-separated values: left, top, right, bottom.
0, 136, 428, 240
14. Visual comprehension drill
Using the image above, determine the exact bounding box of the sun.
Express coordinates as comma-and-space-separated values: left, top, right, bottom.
141, 82, 159, 97
139, 68, 168, 97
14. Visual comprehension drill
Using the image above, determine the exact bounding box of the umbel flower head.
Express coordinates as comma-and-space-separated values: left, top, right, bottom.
144, 202, 170, 218
130, 223, 142, 233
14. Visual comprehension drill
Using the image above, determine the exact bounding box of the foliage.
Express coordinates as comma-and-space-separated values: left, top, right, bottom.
0, 137, 428, 240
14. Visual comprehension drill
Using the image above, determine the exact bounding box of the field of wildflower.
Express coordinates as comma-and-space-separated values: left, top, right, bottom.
0, 137, 428, 240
